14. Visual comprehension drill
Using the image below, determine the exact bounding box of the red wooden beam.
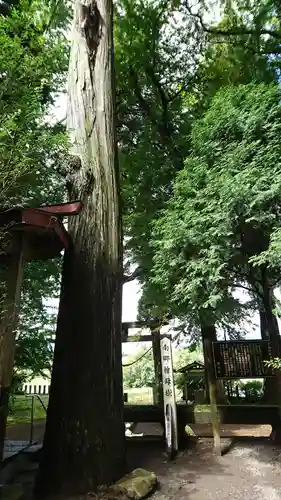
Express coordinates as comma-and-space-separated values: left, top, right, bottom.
22, 208, 70, 250
37, 200, 83, 216
0, 201, 83, 260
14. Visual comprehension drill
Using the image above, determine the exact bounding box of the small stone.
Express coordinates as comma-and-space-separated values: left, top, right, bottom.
108, 469, 157, 499
185, 425, 196, 437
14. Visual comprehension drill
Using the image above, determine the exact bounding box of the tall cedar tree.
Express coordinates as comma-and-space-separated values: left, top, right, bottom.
35, 0, 125, 496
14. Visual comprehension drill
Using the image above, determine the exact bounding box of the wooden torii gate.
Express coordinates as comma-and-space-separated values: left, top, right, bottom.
122, 321, 178, 459
0, 201, 82, 461
122, 320, 171, 405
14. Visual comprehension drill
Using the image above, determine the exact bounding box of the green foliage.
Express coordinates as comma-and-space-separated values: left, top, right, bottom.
195, 0, 278, 100
8, 394, 48, 424
238, 380, 264, 402
122, 345, 202, 389
173, 346, 204, 392
149, 83, 281, 324
173, 345, 203, 370
3, 0, 281, 381
0, 0, 68, 378
0, 0, 68, 205
15, 259, 62, 377
115, 0, 203, 295
123, 348, 155, 389
265, 357, 281, 370
116, 0, 281, 336
175, 372, 205, 395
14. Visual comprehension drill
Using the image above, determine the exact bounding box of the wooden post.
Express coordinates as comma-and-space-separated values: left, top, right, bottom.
0, 243, 24, 462
29, 395, 35, 445
203, 338, 221, 455
151, 328, 164, 406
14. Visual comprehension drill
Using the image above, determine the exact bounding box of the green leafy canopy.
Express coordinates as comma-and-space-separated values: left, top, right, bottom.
0, 0, 69, 378
150, 83, 281, 320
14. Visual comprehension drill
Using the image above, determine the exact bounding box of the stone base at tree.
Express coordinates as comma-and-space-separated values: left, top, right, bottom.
107, 468, 157, 499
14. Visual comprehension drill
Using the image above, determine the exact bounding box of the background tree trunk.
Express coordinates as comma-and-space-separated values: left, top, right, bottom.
257, 267, 281, 354
151, 329, 163, 406
247, 265, 281, 403
260, 308, 279, 403
35, 0, 125, 496
200, 317, 227, 404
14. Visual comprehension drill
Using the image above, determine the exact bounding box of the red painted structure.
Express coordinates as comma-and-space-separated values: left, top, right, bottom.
0, 200, 83, 462
0, 200, 83, 261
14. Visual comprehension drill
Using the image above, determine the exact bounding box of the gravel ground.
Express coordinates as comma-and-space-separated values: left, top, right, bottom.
127, 439, 281, 500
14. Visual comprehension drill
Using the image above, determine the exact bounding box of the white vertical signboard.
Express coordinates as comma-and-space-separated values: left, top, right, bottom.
160, 335, 178, 458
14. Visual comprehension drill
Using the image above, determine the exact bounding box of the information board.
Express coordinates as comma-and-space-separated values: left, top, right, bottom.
212, 340, 274, 379
160, 335, 178, 457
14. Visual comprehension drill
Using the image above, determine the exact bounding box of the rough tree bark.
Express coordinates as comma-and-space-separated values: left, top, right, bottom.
260, 269, 281, 355
35, 0, 125, 496
259, 268, 281, 404
200, 316, 227, 404
260, 308, 280, 403
203, 338, 221, 455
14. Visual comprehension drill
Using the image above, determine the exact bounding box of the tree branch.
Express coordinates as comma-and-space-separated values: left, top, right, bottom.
146, 65, 169, 111
146, 65, 173, 139
43, 0, 62, 33
146, 66, 185, 169
0, 0, 16, 16
231, 283, 255, 295
129, 67, 156, 124
184, 2, 281, 41
129, 66, 184, 171
168, 80, 193, 103
123, 267, 142, 283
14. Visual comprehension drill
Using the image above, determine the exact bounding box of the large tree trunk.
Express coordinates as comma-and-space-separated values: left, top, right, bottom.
260, 308, 279, 403
151, 329, 163, 406
259, 269, 281, 404
35, 1, 125, 496
260, 272, 281, 355
259, 268, 281, 438
200, 317, 227, 404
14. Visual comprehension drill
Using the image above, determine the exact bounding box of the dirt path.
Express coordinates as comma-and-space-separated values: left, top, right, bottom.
5, 425, 281, 499
4, 420, 280, 499
127, 439, 281, 500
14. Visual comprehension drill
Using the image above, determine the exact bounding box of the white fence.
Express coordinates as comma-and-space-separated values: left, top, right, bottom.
22, 374, 51, 395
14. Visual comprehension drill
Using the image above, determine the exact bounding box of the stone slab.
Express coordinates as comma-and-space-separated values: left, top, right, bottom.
108, 468, 157, 500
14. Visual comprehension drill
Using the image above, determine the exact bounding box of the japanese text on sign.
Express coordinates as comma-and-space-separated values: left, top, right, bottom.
212, 340, 274, 379
160, 335, 178, 453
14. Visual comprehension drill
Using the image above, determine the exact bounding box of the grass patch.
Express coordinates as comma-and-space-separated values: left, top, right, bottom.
124, 387, 183, 404
8, 387, 184, 426
8, 395, 48, 426
194, 404, 211, 412
124, 388, 153, 405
